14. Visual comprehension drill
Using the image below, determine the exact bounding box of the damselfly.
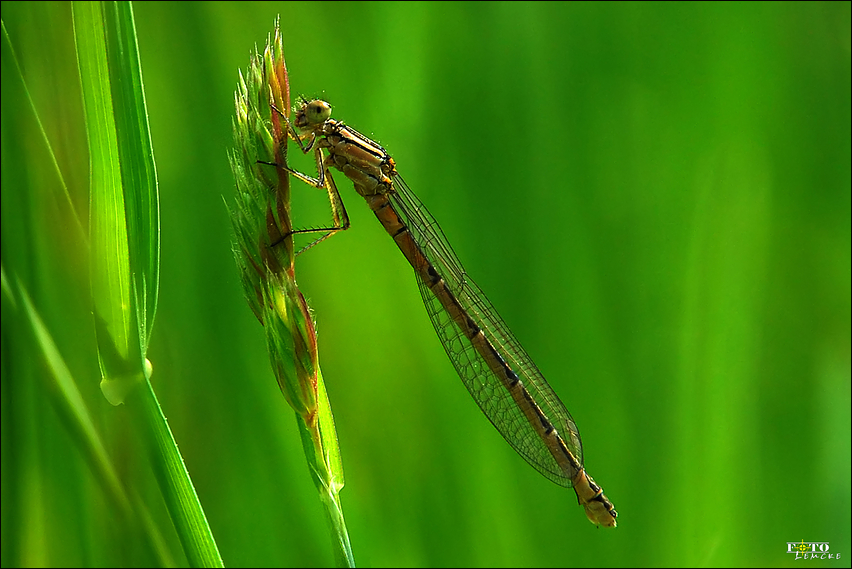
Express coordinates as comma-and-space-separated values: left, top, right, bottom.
273, 99, 617, 527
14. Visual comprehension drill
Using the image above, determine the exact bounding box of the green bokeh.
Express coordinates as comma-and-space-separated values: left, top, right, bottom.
3, 1, 849, 567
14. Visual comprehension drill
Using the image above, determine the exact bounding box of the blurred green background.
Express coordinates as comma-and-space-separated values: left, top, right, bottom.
2, 1, 850, 567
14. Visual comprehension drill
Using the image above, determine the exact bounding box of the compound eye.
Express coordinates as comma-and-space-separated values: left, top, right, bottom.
306, 100, 332, 124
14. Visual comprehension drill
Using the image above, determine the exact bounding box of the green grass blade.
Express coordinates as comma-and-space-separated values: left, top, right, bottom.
72, 3, 221, 566
8, 270, 177, 568
74, 0, 159, 401
126, 374, 223, 568
1, 20, 85, 242
73, 0, 140, 402
104, 1, 160, 352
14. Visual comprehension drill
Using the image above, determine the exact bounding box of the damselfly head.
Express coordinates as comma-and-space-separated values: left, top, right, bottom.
295, 99, 332, 131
